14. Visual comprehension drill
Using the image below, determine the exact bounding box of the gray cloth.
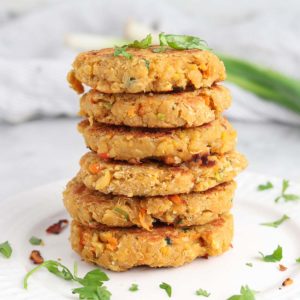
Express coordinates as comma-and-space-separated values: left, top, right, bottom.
0, 0, 300, 124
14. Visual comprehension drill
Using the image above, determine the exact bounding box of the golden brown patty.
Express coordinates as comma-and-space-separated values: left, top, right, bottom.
78, 151, 247, 197
70, 214, 233, 271
63, 177, 235, 230
79, 85, 231, 128
67, 47, 226, 94
78, 117, 236, 164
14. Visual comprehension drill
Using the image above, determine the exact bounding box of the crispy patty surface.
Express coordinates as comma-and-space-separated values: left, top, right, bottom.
79, 85, 231, 128
78, 151, 247, 197
70, 214, 233, 271
67, 47, 226, 94
64, 177, 235, 230
78, 117, 236, 164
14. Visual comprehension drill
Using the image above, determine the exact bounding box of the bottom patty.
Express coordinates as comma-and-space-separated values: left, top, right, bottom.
70, 214, 233, 271
64, 177, 235, 230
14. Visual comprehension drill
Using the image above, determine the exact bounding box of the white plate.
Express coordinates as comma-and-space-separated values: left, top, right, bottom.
0, 171, 300, 300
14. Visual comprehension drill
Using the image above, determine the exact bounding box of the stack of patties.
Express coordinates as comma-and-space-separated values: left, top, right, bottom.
64, 46, 247, 271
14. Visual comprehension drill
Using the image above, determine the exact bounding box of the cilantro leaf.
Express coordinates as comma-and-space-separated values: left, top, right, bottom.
260, 214, 290, 228
0, 241, 12, 258
128, 34, 152, 49
129, 283, 138, 292
296, 257, 300, 263
73, 285, 111, 300
160, 282, 172, 297
159, 33, 210, 51
257, 181, 273, 191
76, 269, 109, 287
245, 262, 253, 267
113, 45, 132, 59
113, 207, 129, 221
24, 260, 74, 289
29, 236, 43, 246
275, 179, 299, 203
159, 32, 168, 46
227, 285, 256, 300
259, 245, 282, 262
196, 288, 210, 297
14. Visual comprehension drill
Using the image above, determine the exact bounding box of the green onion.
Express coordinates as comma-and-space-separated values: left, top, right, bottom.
219, 54, 300, 114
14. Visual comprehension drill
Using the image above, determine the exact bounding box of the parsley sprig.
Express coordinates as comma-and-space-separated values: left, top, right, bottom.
259, 245, 283, 262
158, 33, 210, 51
227, 285, 256, 300
260, 214, 290, 228
0, 241, 12, 258
257, 181, 273, 191
114, 33, 210, 58
275, 179, 300, 203
159, 282, 172, 297
24, 260, 111, 300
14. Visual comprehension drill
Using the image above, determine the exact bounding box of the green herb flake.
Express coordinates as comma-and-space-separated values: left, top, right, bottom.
157, 113, 166, 121
260, 214, 290, 228
113, 207, 129, 221
129, 283, 138, 292
246, 262, 253, 267
103, 102, 113, 110
257, 181, 273, 191
29, 236, 44, 246
165, 237, 172, 245
143, 58, 150, 70
0, 241, 12, 258
227, 285, 256, 300
159, 282, 172, 297
275, 179, 300, 203
159, 33, 210, 51
296, 257, 300, 263
196, 288, 211, 297
128, 34, 152, 49
259, 245, 282, 262
152, 46, 167, 53
113, 45, 132, 59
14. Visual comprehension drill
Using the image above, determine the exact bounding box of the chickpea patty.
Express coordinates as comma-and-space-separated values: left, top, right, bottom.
70, 214, 233, 271
79, 85, 231, 128
67, 47, 226, 94
78, 151, 247, 197
64, 177, 235, 230
78, 117, 237, 164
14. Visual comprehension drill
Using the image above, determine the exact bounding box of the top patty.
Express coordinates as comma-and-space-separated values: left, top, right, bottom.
79, 85, 231, 128
67, 47, 226, 94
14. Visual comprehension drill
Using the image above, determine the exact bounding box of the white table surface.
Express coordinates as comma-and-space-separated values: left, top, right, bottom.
1, 118, 300, 201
